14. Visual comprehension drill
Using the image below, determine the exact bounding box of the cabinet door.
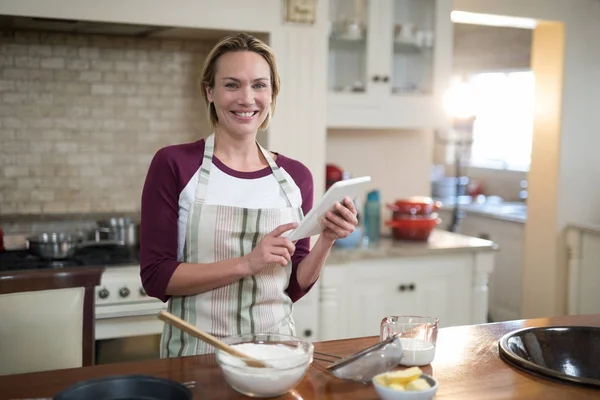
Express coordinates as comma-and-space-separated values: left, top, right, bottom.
328, 0, 379, 107
386, 0, 437, 96
318, 264, 351, 341
383, 0, 452, 128
347, 255, 473, 339
292, 285, 320, 341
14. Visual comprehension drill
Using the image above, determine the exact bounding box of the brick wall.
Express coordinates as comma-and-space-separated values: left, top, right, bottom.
0, 30, 214, 215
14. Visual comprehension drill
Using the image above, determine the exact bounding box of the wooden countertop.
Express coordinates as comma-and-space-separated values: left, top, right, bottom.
2, 314, 599, 400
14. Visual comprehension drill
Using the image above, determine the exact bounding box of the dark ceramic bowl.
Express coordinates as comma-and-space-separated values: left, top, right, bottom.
498, 326, 600, 388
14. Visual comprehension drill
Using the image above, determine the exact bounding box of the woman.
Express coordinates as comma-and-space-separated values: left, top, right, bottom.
140, 33, 358, 357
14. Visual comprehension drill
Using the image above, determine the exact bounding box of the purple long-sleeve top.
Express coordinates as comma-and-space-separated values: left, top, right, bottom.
139, 139, 315, 303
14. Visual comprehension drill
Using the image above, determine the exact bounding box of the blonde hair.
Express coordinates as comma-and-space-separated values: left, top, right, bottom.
201, 33, 280, 131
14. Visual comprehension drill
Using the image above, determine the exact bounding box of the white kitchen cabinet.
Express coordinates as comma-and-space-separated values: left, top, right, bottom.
318, 251, 493, 341
449, 212, 525, 323
327, 0, 453, 129
291, 282, 321, 342
566, 225, 600, 316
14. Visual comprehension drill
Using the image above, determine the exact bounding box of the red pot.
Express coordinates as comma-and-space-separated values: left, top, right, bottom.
326, 164, 344, 190
387, 196, 442, 216
385, 214, 441, 241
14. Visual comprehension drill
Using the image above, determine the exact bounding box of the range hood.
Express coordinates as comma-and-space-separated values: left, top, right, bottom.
0, 15, 241, 40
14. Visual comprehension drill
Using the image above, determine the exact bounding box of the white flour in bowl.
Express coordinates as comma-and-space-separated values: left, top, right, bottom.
217, 343, 311, 398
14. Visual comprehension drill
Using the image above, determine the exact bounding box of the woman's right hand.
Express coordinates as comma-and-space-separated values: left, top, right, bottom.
244, 222, 298, 274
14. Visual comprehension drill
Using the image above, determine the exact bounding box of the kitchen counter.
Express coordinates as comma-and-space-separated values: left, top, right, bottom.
567, 222, 600, 235
327, 229, 497, 264
2, 314, 599, 399
435, 197, 527, 223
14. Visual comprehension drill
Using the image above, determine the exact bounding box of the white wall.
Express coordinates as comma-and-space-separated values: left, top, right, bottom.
326, 129, 433, 232
454, 0, 600, 318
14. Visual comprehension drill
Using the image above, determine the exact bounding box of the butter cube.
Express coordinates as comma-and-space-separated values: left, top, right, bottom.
385, 367, 423, 384
406, 378, 431, 391
388, 383, 406, 391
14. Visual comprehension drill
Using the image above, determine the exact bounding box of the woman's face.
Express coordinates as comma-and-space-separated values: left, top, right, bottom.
206, 51, 273, 138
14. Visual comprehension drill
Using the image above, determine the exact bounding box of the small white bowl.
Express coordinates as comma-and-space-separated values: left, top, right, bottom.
372, 373, 439, 400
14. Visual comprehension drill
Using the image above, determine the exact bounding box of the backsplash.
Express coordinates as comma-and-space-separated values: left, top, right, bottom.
0, 30, 213, 216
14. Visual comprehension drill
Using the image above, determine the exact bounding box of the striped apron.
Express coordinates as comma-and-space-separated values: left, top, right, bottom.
161, 133, 304, 357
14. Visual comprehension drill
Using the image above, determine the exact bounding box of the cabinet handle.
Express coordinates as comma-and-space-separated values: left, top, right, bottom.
303, 329, 312, 337
372, 75, 381, 82
382, 75, 389, 83
398, 284, 406, 292
408, 283, 415, 291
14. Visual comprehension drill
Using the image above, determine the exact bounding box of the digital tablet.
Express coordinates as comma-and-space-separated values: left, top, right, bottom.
286, 176, 372, 241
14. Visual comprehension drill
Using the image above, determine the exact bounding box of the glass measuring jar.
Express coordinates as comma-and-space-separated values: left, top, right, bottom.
380, 316, 439, 366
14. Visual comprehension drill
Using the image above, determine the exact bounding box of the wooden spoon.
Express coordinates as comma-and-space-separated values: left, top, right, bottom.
157, 310, 267, 368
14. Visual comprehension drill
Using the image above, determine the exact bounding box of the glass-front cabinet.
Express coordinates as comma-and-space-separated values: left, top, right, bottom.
327, 0, 452, 130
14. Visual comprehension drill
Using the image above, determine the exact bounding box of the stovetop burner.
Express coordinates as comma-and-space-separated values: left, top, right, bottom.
0, 244, 139, 272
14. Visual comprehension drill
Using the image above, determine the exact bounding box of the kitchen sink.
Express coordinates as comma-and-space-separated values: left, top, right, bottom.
498, 326, 600, 387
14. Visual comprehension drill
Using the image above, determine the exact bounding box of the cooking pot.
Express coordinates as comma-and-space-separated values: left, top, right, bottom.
386, 196, 442, 216
94, 217, 139, 247
385, 214, 441, 241
27, 232, 120, 260
53, 374, 193, 400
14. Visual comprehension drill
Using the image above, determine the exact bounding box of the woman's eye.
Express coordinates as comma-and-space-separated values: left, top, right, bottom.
225, 83, 237, 88
253, 83, 267, 89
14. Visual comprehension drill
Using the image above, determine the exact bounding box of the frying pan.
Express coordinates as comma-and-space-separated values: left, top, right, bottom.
53, 374, 193, 400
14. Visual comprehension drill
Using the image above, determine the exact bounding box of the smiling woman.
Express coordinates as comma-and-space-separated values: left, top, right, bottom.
139, 32, 359, 358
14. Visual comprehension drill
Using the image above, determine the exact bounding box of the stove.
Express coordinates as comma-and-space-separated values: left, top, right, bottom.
0, 244, 166, 341
0, 244, 139, 272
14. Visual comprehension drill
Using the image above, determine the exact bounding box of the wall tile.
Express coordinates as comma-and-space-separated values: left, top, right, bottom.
0, 30, 214, 215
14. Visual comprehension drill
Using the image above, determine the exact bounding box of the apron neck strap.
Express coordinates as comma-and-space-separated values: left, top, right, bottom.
195, 133, 296, 207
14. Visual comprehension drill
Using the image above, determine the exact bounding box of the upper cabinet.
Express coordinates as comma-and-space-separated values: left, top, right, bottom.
327, 0, 453, 130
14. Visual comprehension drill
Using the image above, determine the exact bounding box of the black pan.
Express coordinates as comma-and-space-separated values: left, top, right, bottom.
53, 375, 193, 400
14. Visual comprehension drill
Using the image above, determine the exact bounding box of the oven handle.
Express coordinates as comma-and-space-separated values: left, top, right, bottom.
96, 307, 166, 319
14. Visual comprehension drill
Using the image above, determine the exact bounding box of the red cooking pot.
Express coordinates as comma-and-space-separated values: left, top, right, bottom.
386, 196, 442, 217
385, 214, 441, 241
326, 164, 344, 190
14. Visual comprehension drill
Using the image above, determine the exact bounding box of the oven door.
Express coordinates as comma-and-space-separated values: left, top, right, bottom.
95, 302, 167, 365
96, 302, 167, 340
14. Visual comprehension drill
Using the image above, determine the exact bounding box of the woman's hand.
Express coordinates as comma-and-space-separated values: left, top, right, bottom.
321, 197, 359, 242
244, 222, 298, 274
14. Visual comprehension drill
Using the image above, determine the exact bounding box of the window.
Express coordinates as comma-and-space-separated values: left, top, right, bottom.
462, 70, 535, 171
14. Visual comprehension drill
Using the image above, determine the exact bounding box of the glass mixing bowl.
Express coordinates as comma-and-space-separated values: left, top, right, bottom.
215, 333, 313, 398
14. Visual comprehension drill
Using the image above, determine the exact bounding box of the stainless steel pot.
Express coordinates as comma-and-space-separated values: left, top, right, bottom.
94, 217, 139, 247
27, 232, 118, 260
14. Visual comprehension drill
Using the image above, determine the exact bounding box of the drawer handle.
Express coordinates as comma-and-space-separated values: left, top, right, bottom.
398, 284, 406, 292
408, 283, 415, 291
303, 329, 312, 337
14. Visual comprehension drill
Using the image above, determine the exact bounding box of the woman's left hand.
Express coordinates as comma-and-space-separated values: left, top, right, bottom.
321, 196, 359, 242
